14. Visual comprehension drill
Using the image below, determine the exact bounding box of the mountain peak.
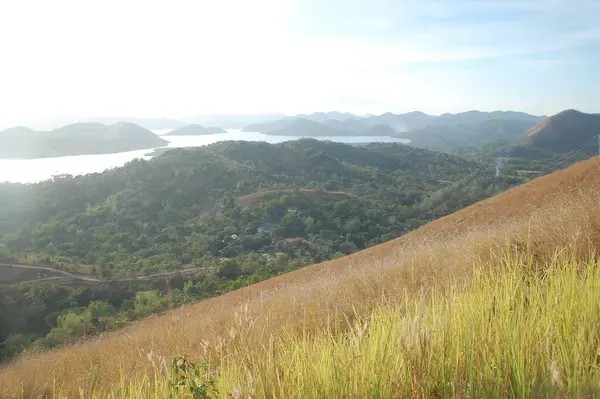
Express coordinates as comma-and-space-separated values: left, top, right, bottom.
0, 122, 167, 159
518, 109, 600, 152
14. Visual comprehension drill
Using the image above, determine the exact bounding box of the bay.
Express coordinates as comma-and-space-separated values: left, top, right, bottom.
0, 129, 409, 183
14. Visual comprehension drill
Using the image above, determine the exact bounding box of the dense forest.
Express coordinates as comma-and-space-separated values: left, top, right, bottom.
0, 139, 527, 359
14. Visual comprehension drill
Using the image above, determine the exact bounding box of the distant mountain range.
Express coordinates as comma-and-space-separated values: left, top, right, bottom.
461, 109, 600, 165
321, 118, 370, 132
433, 111, 544, 127
181, 114, 286, 129
7, 110, 546, 133
265, 119, 343, 136
243, 110, 546, 136
8, 109, 595, 161
402, 119, 540, 151
164, 124, 227, 136
294, 111, 363, 123
399, 109, 600, 161
79, 117, 186, 130
244, 119, 292, 133
0, 122, 168, 159
245, 118, 398, 137
365, 111, 434, 132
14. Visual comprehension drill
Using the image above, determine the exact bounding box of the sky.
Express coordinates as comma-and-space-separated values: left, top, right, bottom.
0, 0, 598, 127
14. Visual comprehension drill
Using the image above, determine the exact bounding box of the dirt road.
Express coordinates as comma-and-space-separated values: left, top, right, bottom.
0, 263, 211, 285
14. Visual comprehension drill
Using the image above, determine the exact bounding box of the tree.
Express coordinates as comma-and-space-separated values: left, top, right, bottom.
339, 241, 358, 255
0, 245, 14, 263
85, 301, 116, 327
134, 291, 163, 317
281, 213, 305, 237
218, 259, 242, 279
46, 312, 91, 343
303, 217, 315, 232
344, 217, 361, 233
333, 200, 351, 217
0, 334, 31, 359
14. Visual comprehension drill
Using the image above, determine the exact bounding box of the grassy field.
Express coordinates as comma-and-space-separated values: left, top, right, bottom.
80, 253, 600, 398
2, 157, 600, 398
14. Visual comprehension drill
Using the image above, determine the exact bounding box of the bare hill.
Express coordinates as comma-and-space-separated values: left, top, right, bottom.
518, 109, 600, 153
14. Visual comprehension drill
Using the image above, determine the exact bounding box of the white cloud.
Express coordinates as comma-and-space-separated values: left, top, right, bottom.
0, 0, 598, 125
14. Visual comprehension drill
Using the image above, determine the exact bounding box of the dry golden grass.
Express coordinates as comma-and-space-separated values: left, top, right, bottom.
2, 157, 600, 398
209, 252, 600, 398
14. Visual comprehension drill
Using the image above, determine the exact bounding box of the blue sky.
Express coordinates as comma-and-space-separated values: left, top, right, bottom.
288, 0, 600, 115
0, 0, 598, 126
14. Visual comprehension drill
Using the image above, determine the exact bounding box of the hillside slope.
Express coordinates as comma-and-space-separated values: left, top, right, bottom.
518, 109, 600, 153
266, 118, 348, 136
0, 139, 496, 277
83, 117, 185, 130
401, 119, 536, 151
245, 110, 544, 137
2, 156, 600, 396
434, 110, 544, 127
245, 118, 398, 137
0, 122, 168, 159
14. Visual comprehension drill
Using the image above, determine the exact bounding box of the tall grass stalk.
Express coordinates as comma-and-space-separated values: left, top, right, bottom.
49, 252, 600, 398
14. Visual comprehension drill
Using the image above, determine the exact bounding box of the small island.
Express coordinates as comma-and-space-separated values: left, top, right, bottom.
164, 124, 227, 136
0, 122, 169, 159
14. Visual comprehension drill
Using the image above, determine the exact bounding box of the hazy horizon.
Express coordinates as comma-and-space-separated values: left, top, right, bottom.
0, 109, 556, 131
1, 0, 598, 129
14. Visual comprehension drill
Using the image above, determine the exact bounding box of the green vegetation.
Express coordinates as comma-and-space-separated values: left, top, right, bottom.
0, 140, 519, 276
404, 110, 600, 177
1, 127, 597, 362
0, 277, 203, 361
1, 150, 599, 397
247, 118, 394, 136
441, 136, 599, 180
0, 139, 525, 359
401, 119, 536, 152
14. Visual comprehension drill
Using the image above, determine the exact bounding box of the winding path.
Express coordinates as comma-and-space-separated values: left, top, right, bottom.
0, 263, 211, 285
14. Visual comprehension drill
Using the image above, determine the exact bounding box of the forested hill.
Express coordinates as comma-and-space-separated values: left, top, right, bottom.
400, 119, 537, 152
0, 139, 520, 278
0, 122, 168, 159
0, 139, 528, 356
